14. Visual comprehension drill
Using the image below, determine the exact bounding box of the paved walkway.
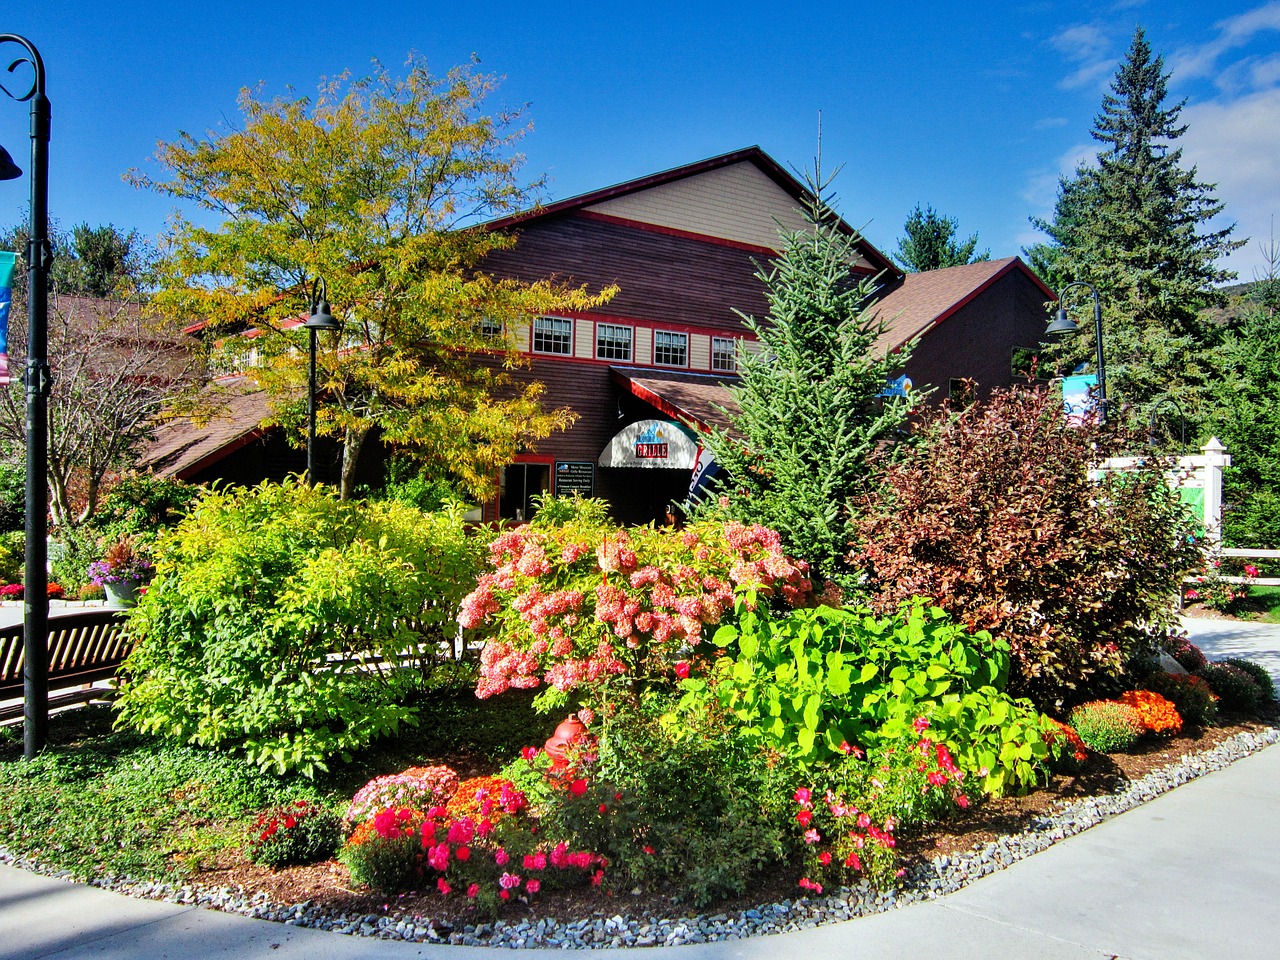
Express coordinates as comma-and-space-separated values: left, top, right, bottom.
0, 616, 1276, 960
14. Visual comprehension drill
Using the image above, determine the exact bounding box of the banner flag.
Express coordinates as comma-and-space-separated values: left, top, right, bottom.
687, 443, 723, 506
0, 251, 15, 385
1062, 374, 1098, 425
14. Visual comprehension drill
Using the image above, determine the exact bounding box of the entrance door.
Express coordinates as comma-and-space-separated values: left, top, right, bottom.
499, 463, 550, 522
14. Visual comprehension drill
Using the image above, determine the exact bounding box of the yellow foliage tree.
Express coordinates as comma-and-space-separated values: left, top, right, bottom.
134, 55, 613, 499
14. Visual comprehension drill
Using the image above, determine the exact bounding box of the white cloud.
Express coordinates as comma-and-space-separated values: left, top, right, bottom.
1050, 23, 1117, 90
1182, 87, 1280, 280
1170, 1, 1280, 87
1021, 142, 1097, 214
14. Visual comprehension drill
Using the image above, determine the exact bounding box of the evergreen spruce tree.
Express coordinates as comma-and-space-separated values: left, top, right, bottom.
696, 163, 914, 589
1026, 27, 1243, 423
894, 203, 989, 272
1210, 241, 1280, 548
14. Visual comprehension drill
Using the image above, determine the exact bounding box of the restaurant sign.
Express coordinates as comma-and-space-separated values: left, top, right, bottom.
598, 419, 698, 469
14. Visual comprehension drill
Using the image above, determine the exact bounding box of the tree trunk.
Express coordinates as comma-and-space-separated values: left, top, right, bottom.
339, 424, 370, 501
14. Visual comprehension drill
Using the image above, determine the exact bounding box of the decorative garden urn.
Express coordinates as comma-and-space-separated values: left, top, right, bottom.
543, 715, 587, 772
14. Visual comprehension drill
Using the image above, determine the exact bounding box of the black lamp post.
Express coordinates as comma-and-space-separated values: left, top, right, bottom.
1045, 280, 1106, 425
303, 283, 340, 485
1, 34, 51, 760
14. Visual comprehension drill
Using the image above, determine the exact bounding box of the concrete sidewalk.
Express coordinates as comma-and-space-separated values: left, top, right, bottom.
2, 741, 1277, 960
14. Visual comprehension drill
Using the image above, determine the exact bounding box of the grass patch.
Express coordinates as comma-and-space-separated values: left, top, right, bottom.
0, 665, 554, 883
1243, 585, 1280, 624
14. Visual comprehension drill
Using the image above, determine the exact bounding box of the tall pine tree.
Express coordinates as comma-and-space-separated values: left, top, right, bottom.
696, 162, 914, 589
1026, 28, 1242, 423
894, 203, 989, 272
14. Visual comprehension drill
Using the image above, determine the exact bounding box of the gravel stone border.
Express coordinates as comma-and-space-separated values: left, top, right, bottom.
3, 726, 1276, 949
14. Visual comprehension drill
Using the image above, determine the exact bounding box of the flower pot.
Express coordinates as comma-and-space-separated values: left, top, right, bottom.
103, 580, 138, 608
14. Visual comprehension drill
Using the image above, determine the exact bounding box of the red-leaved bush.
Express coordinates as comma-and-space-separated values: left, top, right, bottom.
853, 385, 1200, 709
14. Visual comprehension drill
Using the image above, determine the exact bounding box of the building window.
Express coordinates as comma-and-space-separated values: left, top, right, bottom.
479, 316, 504, 338
949, 378, 977, 407
711, 336, 737, 372
653, 330, 688, 367
596, 323, 633, 361
499, 463, 550, 522
533, 316, 573, 355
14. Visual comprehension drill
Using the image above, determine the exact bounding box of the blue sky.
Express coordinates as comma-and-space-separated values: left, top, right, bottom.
2, 0, 1278, 282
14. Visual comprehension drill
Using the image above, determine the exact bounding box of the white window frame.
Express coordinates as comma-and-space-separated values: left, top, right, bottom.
711, 336, 737, 373
532, 316, 573, 355
595, 323, 634, 362
653, 330, 689, 368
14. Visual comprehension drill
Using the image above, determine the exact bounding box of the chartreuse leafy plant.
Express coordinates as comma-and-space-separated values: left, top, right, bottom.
116, 479, 484, 776
685, 600, 1055, 795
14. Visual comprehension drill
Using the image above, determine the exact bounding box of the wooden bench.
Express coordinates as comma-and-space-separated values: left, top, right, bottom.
0, 609, 132, 723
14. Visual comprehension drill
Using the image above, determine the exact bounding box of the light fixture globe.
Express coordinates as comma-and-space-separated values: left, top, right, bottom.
1045, 307, 1079, 337
304, 298, 341, 331
0, 143, 20, 181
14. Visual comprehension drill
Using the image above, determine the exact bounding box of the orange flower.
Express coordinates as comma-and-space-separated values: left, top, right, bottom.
446, 776, 514, 821
1046, 719, 1089, 762
1116, 690, 1182, 735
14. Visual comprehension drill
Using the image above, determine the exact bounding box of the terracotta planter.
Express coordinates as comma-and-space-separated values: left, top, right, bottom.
543, 716, 587, 772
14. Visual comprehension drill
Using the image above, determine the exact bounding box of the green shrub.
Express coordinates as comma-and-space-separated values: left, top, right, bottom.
695, 599, 1055, 795
338, 812, 424, 893
0, 530, 23, 583
536, 702, 790, 908
1197, 662, 1264, 712
0, 460, 23, 532
246, 800, 342, 869
1162, 636, 1208, 672
1220, 658, 1276, 701
115, 479, 484, 776
1140, 672, 1218, 727
1068, 701, 1144, 753
855, 385, 1200, 711
49, 476, 200, 592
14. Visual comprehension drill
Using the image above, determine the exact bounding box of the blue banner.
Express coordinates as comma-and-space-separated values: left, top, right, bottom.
1062, 374, 1098, 424
0, 251, 14, 385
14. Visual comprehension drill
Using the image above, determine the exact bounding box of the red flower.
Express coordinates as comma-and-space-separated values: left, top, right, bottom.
455, 845, 471, 861
818, 851, 832, 866
521, 746, 539, 762
674, 661, 691, 679
598, 803, 608, 814
569, 778, 588, 796
796, 809, 813, 827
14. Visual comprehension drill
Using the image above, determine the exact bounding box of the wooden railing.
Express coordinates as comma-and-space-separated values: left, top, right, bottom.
0, 609, 132, 723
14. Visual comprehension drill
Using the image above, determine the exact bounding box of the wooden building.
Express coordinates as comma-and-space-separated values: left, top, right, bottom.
140, 147, 1056, 524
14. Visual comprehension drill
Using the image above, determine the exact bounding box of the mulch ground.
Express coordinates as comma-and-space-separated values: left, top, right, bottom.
190, 710, 1278, 930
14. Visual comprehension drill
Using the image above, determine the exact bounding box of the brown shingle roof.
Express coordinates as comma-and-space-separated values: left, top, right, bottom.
868, 256, 1053, 353
137, 378, 273, 479
610, 367, 741, 433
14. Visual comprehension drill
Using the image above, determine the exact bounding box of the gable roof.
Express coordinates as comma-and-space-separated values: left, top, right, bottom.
487, 147, 900, 277
869, 256, 1055, 352
136, 378, 273, 480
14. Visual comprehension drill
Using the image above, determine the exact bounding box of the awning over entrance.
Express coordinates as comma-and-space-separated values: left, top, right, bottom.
609, 367, 741, 434
599, 418, 699, 469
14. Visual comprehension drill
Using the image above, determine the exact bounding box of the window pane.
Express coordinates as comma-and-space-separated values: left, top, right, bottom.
533, 316, 573, 355
654, 330, 688, 367
596, 323, 633, 361
712, 337, 737, 372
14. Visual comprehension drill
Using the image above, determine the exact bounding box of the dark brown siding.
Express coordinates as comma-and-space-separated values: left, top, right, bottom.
902, 270, 1051, 401
482, 213, 771, 330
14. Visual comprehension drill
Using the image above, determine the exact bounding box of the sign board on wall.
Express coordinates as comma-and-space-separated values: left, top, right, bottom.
555, 461, 595, 497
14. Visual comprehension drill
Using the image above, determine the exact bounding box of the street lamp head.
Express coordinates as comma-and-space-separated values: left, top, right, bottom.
0, 143, 20, 181
1045, 306, 1079, 337
304, 297, 342, 331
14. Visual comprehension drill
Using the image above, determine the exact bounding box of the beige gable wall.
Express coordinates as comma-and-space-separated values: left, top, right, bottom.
584, 160, 875, 270
585, 162, 804, 252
